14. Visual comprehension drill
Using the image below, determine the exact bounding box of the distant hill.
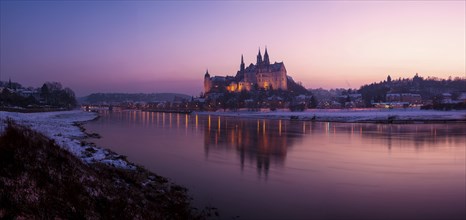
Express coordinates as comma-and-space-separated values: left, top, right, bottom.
79, 93, 191, 104
358, 74, 466, 107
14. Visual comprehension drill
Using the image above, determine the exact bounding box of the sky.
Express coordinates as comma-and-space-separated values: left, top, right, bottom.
1, 1, 465, 96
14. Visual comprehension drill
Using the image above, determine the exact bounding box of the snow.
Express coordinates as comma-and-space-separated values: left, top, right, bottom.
0, 110, 135, 169
195, 108, 466, 122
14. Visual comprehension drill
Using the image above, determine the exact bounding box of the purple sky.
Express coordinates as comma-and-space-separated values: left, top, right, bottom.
1, 1, 464, 96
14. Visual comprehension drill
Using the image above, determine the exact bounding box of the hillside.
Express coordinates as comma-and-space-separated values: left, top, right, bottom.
80, 93, 191, 105
358, 75, 466, 106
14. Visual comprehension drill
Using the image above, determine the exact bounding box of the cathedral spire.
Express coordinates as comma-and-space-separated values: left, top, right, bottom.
264, 46, 270, 65
256, 47, 262, 65
240, 54, 245, 72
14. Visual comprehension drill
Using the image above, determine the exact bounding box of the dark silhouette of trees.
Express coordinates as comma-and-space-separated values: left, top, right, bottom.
359, 83, 390, 107
40, 82, 77, 108
358, 74, 465, 107
286, 77, 309, 96
1, 81, 77, 109
0, 88, 39, 108
309, 95, 318, 108
40, 83, 49, 103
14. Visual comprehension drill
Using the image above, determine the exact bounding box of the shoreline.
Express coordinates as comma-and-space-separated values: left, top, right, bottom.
194, 108, 466, 124
0, 110, 213, 218
0, 110, 133, 168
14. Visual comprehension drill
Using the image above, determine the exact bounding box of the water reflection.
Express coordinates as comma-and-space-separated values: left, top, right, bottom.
314, 122, 466, 149
86, 111, 466, 219
203, 116, 298, 177
94, 110, 466, 175
201, 114, 466, 177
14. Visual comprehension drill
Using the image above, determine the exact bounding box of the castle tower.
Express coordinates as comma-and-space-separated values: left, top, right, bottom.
263, 47, 270, 65
240, 54, 245, 72
204, 69, 211, 93
256, 48, 262, 65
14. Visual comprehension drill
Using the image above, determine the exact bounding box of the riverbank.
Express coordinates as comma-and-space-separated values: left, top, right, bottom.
195, 108, 466, 123
0, 110, 131, 167
0, 110, 212, 219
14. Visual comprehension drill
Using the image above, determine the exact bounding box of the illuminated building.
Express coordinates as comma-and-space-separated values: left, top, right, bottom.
204, 47, 288, 94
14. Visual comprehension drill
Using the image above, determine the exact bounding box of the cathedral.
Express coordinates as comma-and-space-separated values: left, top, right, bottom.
204, 48, 288, 94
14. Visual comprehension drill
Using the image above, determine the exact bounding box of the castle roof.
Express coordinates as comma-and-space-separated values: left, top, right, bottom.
244, 62, 285, 73
211, 76, 226, 82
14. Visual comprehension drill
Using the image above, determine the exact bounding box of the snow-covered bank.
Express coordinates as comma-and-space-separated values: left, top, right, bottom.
195, 109, 466, 123
0, 114, 207, 219
0, 110, 134, 169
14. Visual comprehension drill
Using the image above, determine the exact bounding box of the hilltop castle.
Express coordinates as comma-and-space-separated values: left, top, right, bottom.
204, 48, 288, 94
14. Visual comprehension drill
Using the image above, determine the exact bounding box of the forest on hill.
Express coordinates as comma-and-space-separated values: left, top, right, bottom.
358, 74, 466, 106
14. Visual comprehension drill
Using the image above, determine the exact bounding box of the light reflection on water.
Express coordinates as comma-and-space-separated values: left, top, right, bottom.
85, 110, 466, 220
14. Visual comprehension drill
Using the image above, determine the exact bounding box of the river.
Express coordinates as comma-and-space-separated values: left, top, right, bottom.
85, 110, 466, 220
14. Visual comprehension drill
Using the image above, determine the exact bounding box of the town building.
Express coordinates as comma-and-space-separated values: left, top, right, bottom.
458, 92, 466, 103
386, 93, 422, 105
204, 48, 288, 94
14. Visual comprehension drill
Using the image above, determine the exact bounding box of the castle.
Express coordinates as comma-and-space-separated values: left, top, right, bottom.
204, 48, 288, 94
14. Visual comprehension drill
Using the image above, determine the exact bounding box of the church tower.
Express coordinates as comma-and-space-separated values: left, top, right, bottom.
256, 48, 262, 65
204, 69, 211, 93
263, 47, 270, 65
240, 54, 245, 72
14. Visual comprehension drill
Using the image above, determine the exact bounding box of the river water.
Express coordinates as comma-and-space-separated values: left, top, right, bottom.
85, 110, 465, 220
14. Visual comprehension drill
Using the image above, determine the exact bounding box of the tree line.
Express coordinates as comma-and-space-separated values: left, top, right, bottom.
0, 81, 77, 109
358, 74, 466, 107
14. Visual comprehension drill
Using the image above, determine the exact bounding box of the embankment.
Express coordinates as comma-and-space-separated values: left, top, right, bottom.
0, 111, 215, 219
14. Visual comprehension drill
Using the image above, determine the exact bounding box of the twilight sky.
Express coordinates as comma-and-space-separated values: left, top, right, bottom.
1, 1, 465, 96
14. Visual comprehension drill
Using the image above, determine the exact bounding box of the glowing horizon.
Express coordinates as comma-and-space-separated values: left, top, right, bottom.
1, 1, 464, 96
